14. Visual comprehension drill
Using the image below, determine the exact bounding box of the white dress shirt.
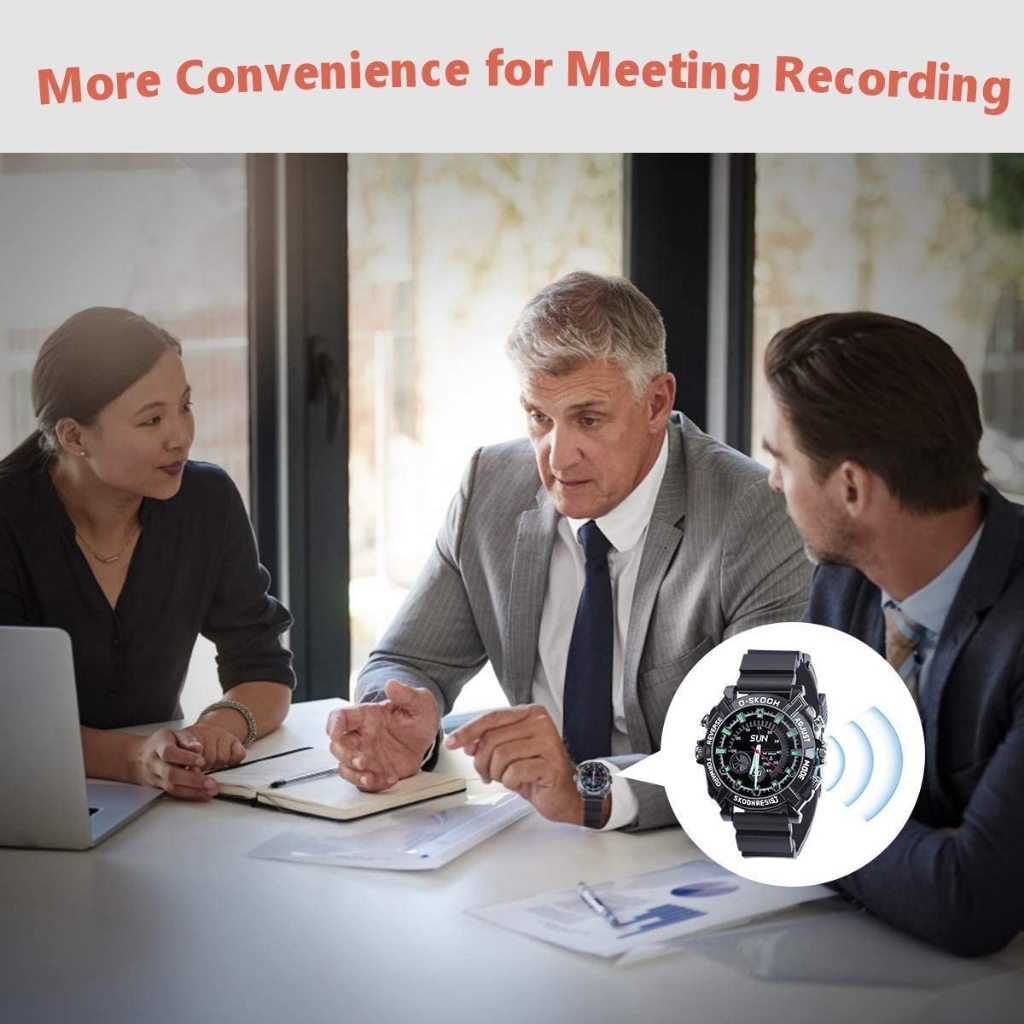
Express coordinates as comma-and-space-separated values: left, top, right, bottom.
532, 431, 669, 829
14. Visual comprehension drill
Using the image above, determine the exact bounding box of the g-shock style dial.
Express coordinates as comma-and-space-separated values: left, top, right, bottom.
695, 649, 826, 858
710, 703, 816, 801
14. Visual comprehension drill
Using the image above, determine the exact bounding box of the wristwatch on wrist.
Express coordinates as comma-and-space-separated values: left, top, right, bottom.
575, 759, 614, 829
694, 649, 827, 858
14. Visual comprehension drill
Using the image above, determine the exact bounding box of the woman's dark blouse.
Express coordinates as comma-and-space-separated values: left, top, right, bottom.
0, 461, 295, 728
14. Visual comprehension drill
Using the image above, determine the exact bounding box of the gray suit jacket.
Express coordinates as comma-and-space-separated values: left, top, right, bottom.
357, 412, 812, 829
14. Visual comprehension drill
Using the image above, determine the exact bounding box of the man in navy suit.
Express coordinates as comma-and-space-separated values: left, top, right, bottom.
761, 311, 1024, 957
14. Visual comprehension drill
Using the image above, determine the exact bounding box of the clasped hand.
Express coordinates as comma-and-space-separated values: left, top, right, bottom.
130, 723, 244, 800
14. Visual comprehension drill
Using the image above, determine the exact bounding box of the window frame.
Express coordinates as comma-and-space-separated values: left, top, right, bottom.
250, 153, 753, 700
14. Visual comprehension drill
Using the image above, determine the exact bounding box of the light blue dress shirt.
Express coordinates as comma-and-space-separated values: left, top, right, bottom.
880, 522, 984, 696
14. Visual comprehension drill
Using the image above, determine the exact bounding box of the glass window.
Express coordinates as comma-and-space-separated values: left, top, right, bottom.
752, 154, 1024, 501
0, 155, 249, 717
348, 154, 624, 712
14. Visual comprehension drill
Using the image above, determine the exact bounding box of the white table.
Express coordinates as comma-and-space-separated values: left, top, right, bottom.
2, 700, 1022, 1024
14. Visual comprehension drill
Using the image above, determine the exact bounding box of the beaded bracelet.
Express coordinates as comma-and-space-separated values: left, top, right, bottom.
200, 699, 258, 748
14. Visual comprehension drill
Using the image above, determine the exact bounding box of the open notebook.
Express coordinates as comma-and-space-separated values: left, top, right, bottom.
209, 747, 466, 821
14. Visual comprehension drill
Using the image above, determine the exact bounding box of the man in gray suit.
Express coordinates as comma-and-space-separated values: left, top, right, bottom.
328, 272, 811, 829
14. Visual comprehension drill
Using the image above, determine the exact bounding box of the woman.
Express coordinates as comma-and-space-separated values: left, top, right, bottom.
0, 307, 294, 799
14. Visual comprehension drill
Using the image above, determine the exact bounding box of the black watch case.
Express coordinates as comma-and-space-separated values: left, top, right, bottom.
694, 680, 826, 827
576, 760, 613, 798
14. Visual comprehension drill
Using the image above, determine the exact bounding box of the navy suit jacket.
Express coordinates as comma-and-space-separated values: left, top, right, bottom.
807, 484, 1024, 957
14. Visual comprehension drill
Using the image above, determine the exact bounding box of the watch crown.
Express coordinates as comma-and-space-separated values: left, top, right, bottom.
694, 742, 704, 763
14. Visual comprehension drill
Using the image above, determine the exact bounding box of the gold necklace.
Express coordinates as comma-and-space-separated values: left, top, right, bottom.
50, 470, 142, 565
75, 524, 140, 565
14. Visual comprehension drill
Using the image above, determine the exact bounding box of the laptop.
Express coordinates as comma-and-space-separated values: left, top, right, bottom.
0, 625, 162, 850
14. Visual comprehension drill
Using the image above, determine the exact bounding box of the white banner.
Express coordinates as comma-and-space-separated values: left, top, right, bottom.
2, 0, 1021, 151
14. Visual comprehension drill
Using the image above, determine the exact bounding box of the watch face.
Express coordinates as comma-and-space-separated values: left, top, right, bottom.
577, 761, 612, 796
710, 705, 812, 800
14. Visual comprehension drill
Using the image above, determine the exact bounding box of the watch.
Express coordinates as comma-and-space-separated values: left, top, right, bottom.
694, 649, 827, 858
575, 759, 613, 829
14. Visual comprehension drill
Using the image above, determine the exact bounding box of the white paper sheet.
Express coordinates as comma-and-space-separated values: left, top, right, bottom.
247, 792, 532, 870
468, 860, 833, 959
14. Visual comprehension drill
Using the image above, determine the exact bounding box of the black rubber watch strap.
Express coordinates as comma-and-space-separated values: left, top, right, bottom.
737, 649, 819, 706
583, 795, 605, 829
733, 797, 818, 857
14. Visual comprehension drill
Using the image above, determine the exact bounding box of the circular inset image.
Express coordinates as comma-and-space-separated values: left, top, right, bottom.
625, 622, 925, 887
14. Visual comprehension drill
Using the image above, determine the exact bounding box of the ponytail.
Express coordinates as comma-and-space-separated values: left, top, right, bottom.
0, 430, 50, 481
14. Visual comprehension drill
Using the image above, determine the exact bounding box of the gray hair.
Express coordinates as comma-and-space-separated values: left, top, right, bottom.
505, 271, 667, 399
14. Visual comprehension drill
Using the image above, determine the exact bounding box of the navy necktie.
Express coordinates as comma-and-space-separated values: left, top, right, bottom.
563, 520, 614, 763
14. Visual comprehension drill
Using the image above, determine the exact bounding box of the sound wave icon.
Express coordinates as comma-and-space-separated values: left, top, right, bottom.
821, 707, 904, 821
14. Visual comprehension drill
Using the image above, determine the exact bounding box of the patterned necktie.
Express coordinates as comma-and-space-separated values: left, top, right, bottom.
563, 520, 614, 763
883, 601, 927, 704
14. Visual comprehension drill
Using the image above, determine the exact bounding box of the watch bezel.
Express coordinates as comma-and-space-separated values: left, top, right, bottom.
698, 687, 824, 819
575, 759, 613, 798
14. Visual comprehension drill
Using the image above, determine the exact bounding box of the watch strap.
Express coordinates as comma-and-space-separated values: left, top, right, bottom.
737, 649, 819, 707
732, 796, 819, 857
582, 794, 605, 829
